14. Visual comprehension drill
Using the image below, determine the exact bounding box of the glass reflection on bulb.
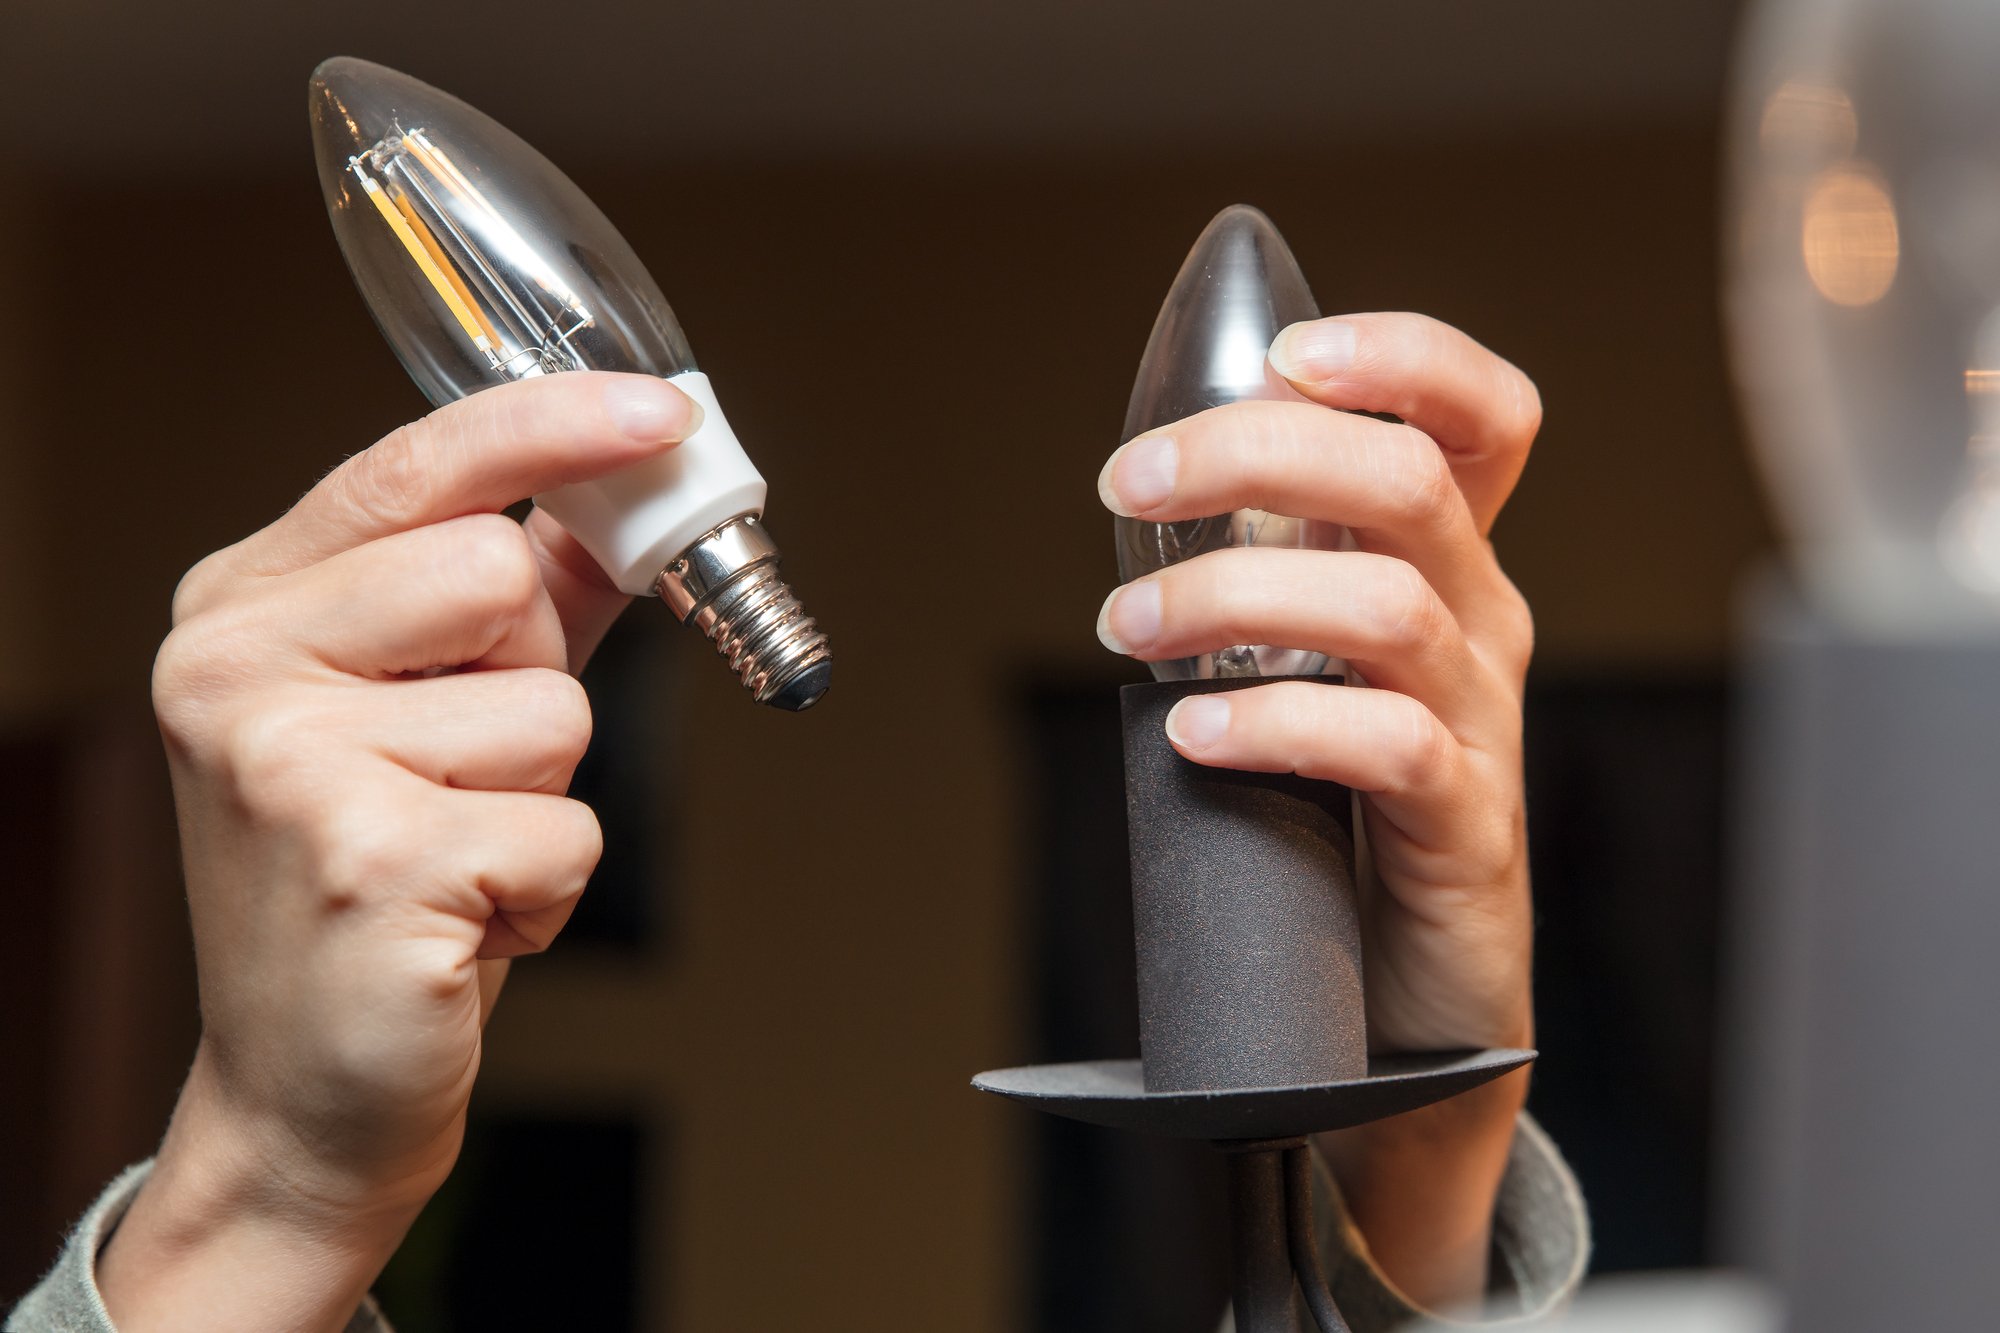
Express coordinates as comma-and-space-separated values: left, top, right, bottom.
1117, 205, 1344, 680
310, 57, 830, 709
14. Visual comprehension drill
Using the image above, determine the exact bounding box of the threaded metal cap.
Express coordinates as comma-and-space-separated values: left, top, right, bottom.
657, 514, 832, 710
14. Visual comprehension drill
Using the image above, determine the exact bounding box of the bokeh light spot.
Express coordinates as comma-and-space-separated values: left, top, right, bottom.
1803, 166, 1900, 307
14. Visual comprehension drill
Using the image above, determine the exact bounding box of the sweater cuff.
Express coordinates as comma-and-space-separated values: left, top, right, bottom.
1313, 1112, 1591, 1328
3, 1161, 392, 1333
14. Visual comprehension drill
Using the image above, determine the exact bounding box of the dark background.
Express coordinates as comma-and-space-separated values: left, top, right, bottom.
1, 2, 1769, 1328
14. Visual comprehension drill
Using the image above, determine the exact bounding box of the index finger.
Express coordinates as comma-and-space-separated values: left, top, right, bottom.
1267, 313, 1540, 535
225, 372, 700, 584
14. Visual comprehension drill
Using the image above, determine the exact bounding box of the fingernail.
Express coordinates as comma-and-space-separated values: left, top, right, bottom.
1269, 319, 1357, 382
1166, 695, 1231, 750
1096, 581, 1162, 655
1097, 435, 1178, 516
604, 379, 698, 442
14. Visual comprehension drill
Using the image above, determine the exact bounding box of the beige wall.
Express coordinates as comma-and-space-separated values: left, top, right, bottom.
0, 125, 1770, 1327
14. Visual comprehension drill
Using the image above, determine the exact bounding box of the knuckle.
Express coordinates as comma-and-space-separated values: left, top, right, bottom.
1193, 551, 1250, 639
151, 611, 261, 747
1149, 553, 1202, 624
1469, 562, 1537, 683
1504, 363, 1544, 445
1494, 577, 1536, 662
552, 799, 605, 887
314, 799, 416, 907
172, 694, 339, 825
150, 624, 214, 742
1391, 428, 1455, 522
1203, 548, 1280, 645
170, 553, 232, 624
215, 698, 320, 797
1360, 314, 1437, 403
570, 803, 606, 869
523, 670, 594, 765
1385, 699, 1452, 796
1283, 716, 1325, 782
1262, 682, 1330, 776
1345, 312, 1411, 376
1365, 424, 1445, 521
452, 514, 540, 609
1358, 558, 1439, 651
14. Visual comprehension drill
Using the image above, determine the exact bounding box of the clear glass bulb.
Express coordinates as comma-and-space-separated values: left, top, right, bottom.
309, 57, 832, 709
1117, 205, 1344, 680
1730, 0, 2000, 630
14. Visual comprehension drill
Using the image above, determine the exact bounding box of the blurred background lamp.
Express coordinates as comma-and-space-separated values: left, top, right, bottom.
1723, 4, 2000, 1331
1729, 0, 2000, 631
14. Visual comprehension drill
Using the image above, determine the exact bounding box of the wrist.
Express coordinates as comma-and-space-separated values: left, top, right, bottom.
98, 1046, 433, 1333
1316, 1030, 1532, 1312
1323, 1061, 1527, 1186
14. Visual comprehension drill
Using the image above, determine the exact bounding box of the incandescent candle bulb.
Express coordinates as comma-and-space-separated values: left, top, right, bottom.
1117, 204, 1344, 680
308, 56, 832, 709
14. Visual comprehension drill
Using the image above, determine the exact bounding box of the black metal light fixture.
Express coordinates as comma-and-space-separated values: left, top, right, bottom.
974, 207, 1534, 1333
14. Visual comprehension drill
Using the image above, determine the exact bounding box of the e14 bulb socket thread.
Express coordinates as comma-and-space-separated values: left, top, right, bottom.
657, 514, 831, 711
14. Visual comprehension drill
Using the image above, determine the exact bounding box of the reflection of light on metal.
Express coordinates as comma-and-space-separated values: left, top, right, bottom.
1966, 370, 2000, 396
1760, 81, 1859, 158
1803, 165, 1900, 306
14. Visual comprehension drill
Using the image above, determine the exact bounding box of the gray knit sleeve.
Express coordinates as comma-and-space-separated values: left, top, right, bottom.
1223, 1113, 1590, 1332
4, 1162, 392, 1333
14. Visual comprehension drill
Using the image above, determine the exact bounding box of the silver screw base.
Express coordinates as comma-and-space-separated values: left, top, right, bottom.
656, 514, 832, 711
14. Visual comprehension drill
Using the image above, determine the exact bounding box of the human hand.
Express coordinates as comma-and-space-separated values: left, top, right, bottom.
1094, 312, 1540, 1306
98, 372, 700, 1332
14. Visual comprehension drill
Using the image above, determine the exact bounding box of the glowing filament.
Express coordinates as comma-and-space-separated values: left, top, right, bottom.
355, 171, 494, 354
350, 126, 598, 379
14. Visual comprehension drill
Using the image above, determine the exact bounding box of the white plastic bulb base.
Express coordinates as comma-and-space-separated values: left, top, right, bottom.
535, 373, 762, 594
535, 372, 832, 711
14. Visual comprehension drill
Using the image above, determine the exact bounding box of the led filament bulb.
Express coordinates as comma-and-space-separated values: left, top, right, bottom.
309, 57, 831, 709
1117, 205, 1342, 680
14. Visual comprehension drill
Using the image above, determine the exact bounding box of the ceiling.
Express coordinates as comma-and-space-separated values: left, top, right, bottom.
4, 0, 1744, 173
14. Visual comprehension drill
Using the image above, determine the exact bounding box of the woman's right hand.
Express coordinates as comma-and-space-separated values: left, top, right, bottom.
98, 372, 701, 1333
